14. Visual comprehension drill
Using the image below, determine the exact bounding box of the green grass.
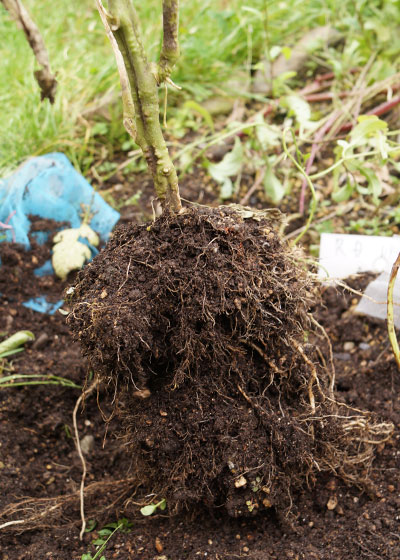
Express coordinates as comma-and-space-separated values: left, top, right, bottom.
0, 1, 116, 173
0, 0, 324, 175
1, 0, 399, 177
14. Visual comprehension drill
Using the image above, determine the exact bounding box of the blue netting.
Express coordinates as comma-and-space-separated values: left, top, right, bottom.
22, 297, 64, 315
0, 152, 120, 247
0, 153, 120, 313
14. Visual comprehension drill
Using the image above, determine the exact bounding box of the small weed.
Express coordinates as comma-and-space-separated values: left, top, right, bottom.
315, 220, 335, 234
81, 518, 132, 560
347, 216, 392, 236
246, 499, 257, 512
0, 330, 34, 359
140, 498, 167, 516
63, 424, 73, 439
0, 331, 80, 389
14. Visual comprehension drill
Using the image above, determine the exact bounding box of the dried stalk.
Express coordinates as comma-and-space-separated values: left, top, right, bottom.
0, 478, 139, 532
73, 379, 99, 540
1, 0, 57, 102
387, 252, 400, 371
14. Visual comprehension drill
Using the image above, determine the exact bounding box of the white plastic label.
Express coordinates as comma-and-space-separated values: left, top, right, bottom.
319, 233, 400, 327
319, 233, 400, 279
356, 271, 400, 327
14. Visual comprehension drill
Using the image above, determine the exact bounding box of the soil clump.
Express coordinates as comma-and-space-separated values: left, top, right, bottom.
67, 206, 391, 516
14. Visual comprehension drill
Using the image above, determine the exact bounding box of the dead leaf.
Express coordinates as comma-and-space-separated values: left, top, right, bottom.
155, 537, 163, 553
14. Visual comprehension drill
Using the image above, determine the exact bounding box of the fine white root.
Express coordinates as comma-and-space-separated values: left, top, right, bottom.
73, 379, 99, 540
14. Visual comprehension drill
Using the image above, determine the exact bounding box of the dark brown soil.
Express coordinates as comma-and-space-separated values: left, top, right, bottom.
1, 224, 400, 559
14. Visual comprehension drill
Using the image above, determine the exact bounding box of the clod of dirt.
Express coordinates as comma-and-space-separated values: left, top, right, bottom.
67, 206, 392, 516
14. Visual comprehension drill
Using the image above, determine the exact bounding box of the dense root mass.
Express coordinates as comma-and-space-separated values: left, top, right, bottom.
68, 207, 392, 515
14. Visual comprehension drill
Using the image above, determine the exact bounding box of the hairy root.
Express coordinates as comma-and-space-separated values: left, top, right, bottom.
67, 206, 393, 516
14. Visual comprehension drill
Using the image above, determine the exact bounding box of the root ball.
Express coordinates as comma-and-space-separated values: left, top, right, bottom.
68, 206, 392, 515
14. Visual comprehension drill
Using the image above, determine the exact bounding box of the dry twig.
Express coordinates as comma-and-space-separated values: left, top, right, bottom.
73, 379, 99, 540
1, 0, 57, 102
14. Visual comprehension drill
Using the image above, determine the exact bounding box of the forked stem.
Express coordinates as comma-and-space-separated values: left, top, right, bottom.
98, 0, 182, 213
158, 0, 180, 83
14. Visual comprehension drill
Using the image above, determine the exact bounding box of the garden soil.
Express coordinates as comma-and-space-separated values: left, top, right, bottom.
0, 221, 400, 560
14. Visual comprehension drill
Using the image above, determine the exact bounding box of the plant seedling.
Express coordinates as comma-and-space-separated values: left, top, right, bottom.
81, 518, 132, 560
0, 330, 34, 359
140, 498, 167, 516
0, 330, 80, 389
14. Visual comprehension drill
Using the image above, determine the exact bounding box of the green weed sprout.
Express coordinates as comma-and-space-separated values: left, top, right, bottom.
0, 373, 81, 389
0, 330, 34, 358
0, 330, 80, 389
81, 518, 132, 560
140, 498, 167, 516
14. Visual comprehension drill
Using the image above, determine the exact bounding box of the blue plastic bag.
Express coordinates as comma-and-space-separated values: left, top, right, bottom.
0, 152, 119, 247
0, 153, 120, 313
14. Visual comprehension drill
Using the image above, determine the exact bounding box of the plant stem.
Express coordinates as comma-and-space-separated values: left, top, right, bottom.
282, 128, 317, 246
387, 252, 400, 371
1, 0, 57, 102
158, 0, 180, 83
101, 0, 181, 212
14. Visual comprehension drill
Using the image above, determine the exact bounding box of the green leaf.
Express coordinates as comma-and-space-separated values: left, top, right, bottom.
85, 520, 97, 533
92, 538, 106, 546
254, 114, 280, 150
271, 71, 297, 96
98, 528, 113, 537
0, 331, 35, 358
252, 61, 265, 71
283, 94, 312, 129
140, 498, 166, 516
0, 348, 24, 358
241, 6, 263, 19
81, 554, 93, 560
0, 373, 81, 389
332, 180, 355, 203
263, 166, 285, 204
269, 45, 281, 60
350, 115, 388, 147
208, 137, 244, 200
140, 504, 157, 516
315, 220, 334, 234
356, 167, 382, 203
102, 522, 119, 530
345, 159, 382, 202
184, 100, 215, 133
364, 19, 391, 42
117, 518, 133, 532
336, 139, 351, 158
158, 498, 167, 511
91, 122, 109, 137
281, 46, 292, 60
220, 178, 234, 200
